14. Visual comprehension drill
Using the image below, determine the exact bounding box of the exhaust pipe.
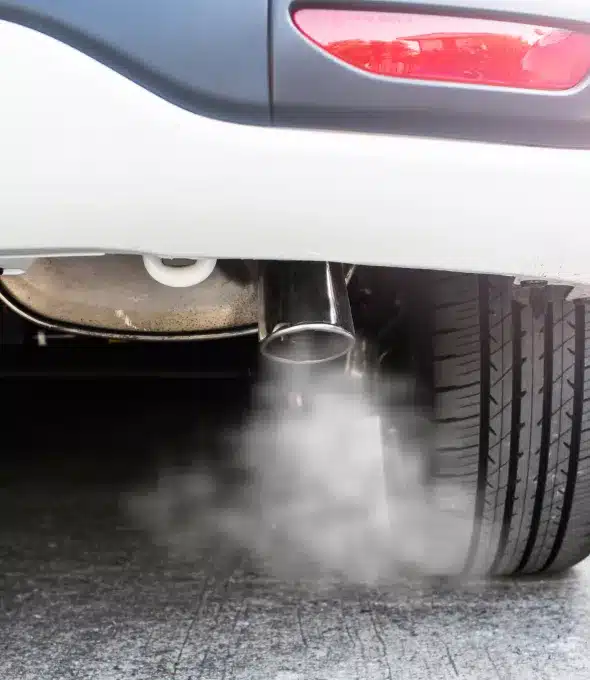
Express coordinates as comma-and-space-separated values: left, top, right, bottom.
259, 261, 355, 364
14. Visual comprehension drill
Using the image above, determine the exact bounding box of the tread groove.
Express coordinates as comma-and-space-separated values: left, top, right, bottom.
517, 301, 553, 573
491, 300, 521, 572
462, 276, 490, 574
434, 381, 480, 394
542, 303, 585, 571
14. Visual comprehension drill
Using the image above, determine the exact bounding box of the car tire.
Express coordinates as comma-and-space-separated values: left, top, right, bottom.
428, 273, 590, 576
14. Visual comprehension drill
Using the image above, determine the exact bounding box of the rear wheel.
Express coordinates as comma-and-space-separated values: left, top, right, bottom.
430, 273, 590, 576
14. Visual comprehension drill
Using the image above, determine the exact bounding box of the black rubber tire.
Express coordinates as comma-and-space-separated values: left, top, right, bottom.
431, 273, 590, 576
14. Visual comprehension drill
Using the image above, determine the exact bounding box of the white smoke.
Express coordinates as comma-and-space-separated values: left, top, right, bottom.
125, 364, 479, 585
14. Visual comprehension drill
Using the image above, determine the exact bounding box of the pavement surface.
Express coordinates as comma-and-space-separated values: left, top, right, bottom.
2, 377, 590, 680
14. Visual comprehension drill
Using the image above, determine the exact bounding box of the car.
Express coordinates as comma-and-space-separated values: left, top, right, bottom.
2, 0, 590, 577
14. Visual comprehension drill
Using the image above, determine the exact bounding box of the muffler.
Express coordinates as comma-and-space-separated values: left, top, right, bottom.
259, 261, 355, 364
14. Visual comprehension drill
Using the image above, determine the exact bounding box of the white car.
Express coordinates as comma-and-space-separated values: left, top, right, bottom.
2, 0, 590, 577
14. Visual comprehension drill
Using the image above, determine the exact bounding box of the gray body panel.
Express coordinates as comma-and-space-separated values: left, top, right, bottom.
0, 0, 270, 123
285, 0, 590, 25
271, 0, 590, 146
3, 0, 590, 141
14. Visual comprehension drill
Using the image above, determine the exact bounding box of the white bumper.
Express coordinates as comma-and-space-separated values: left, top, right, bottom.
1, 20, 590, 289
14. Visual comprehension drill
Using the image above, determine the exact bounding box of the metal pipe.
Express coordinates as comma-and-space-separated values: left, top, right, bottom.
259, 261, 355, 364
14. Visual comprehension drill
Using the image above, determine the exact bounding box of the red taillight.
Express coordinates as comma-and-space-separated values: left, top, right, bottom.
292, 9, 590, 91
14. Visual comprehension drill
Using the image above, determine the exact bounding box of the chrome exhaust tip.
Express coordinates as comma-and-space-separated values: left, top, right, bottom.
258, 261, 355, 365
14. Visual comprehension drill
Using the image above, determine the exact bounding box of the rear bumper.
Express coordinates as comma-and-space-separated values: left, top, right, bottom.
1, 20, 590, 289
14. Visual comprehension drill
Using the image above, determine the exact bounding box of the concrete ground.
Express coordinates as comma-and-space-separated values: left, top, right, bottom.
2, 377, 589, 680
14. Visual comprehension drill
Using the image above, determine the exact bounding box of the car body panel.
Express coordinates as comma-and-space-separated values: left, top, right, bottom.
0, 0, 270, 123
1, 17, 590, 288
285, 0, 590, 25
3, 0, 590, 140
272, 1, 590, 146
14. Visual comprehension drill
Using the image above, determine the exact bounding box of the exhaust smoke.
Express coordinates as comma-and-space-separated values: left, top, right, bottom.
126, 361, 482, 585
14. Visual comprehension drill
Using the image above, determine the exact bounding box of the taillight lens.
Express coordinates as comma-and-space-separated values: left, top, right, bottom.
292, 9, 590, 91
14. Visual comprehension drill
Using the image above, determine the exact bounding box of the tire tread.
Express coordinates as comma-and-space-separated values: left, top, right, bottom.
432, 274, 590, 575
